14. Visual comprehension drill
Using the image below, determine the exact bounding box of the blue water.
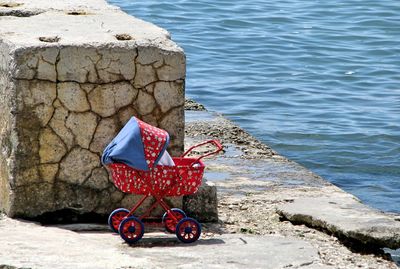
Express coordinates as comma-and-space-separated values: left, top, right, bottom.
109, 0, 400, 213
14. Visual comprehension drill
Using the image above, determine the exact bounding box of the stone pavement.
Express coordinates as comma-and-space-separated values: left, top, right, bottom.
0, 216, 329, 269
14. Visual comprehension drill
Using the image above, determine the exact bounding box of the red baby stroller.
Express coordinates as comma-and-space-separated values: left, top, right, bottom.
102, 117, 222, 244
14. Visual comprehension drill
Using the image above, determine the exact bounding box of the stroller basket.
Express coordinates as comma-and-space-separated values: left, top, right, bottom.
109, 157, 206, 196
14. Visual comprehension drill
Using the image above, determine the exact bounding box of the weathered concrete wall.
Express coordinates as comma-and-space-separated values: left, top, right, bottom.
0, 0, 185, 218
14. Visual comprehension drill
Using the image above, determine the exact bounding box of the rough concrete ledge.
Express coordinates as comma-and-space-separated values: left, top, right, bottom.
277, 195, 400, 250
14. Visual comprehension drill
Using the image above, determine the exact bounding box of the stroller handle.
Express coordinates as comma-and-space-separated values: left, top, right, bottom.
181, 140, 223, 166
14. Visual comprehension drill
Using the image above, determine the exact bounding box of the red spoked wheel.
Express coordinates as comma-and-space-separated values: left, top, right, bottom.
175, 217, 201, 243
108, 208, 130, 233
162, 208, 186, 233
118, 216, 145, 244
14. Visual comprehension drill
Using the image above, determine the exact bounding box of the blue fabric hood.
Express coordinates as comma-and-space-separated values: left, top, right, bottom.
101, 117, 169, 171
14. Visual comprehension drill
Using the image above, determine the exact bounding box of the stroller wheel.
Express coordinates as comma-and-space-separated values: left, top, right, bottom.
162, 208, 186, 233
118, 216, 145, 244
108, 208, 130, 233
175, 217, 201, 243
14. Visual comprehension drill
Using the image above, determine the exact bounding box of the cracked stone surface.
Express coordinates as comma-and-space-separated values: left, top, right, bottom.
84, 167, 109, 190
88, 82, 138, 117
59, 148, 99, 185
58, 82, 90, 112
90, 117, 118, 154
135, 90, 157, 115
49, 105, 75, 150
39, 128, 67, 164
39, 164, 59, 183
65, 112, 98, 149
154, 81, 185, 113
0, 0, 186, 218
17, 80, 57, 126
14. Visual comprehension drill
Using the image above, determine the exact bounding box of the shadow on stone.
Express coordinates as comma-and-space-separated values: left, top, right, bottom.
0, 10, 41, 17
0, 265, 26, 269
66, 10, 91, 16
126, 237, 225, 248
28, 209, 107, 225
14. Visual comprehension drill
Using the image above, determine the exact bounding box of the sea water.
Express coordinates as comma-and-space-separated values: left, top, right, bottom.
109, 0, 400, 213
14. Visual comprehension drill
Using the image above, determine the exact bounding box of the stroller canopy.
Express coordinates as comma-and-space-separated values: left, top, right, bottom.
101, 117, 170, 171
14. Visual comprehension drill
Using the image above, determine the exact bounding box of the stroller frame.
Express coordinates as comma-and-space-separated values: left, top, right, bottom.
108, 140, 222, 244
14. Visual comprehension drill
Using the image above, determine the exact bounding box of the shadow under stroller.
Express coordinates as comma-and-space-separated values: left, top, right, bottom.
102, 117, 222, 244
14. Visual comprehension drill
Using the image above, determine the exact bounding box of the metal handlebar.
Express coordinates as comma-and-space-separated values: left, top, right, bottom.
181, 140, 223, 167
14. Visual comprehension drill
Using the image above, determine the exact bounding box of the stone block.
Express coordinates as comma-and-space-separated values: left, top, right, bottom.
183, 181, 218, 222
0, 0, 186, 219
